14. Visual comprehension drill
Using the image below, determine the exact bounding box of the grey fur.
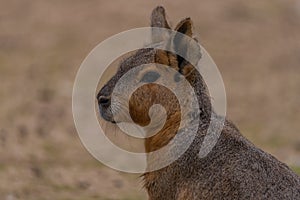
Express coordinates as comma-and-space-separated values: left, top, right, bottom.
97, 6, 300, 200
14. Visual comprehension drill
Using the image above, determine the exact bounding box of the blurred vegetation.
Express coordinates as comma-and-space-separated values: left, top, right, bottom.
0, 0, 299, 199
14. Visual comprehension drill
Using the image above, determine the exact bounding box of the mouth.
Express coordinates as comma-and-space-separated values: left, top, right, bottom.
100, 112, 117, 124
98, 105, 116, 124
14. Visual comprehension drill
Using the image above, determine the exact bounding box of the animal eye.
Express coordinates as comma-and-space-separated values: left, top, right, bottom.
174, 73, 181, 82
140, 71, 160, 83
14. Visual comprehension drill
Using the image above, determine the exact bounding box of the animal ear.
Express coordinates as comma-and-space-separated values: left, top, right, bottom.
151, 6, 170, 29
174, 17, 193, 38
173, 18, 201, 77
151, 6, 171, 44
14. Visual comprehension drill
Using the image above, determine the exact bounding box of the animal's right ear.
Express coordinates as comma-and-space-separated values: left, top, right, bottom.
172, 18, 201, 77
151, 6, 171, 43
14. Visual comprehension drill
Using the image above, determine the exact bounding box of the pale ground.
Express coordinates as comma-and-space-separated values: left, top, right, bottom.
0, 0, 300, 199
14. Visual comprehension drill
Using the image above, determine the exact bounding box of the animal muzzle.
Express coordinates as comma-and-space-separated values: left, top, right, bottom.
97, 95, 115, 123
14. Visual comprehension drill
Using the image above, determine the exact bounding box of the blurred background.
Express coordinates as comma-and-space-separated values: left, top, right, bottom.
0, 0, 300, 199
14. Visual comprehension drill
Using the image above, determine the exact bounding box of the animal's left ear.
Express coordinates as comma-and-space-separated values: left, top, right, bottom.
151, 6, 171, 43
173, 18, 201, 77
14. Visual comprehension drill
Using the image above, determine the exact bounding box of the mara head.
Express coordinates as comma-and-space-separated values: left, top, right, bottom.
97, 6, 212, 141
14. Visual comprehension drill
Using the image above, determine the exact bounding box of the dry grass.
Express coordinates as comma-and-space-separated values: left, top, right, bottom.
0, 0, 299, 199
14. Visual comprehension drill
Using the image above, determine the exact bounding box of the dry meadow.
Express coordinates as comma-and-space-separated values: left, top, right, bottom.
0, 0, 300, 199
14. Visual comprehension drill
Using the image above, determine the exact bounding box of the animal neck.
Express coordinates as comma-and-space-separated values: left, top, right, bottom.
144, 111, 181, 153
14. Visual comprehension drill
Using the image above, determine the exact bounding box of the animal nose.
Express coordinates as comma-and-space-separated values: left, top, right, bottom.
98, 96, 111, 107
